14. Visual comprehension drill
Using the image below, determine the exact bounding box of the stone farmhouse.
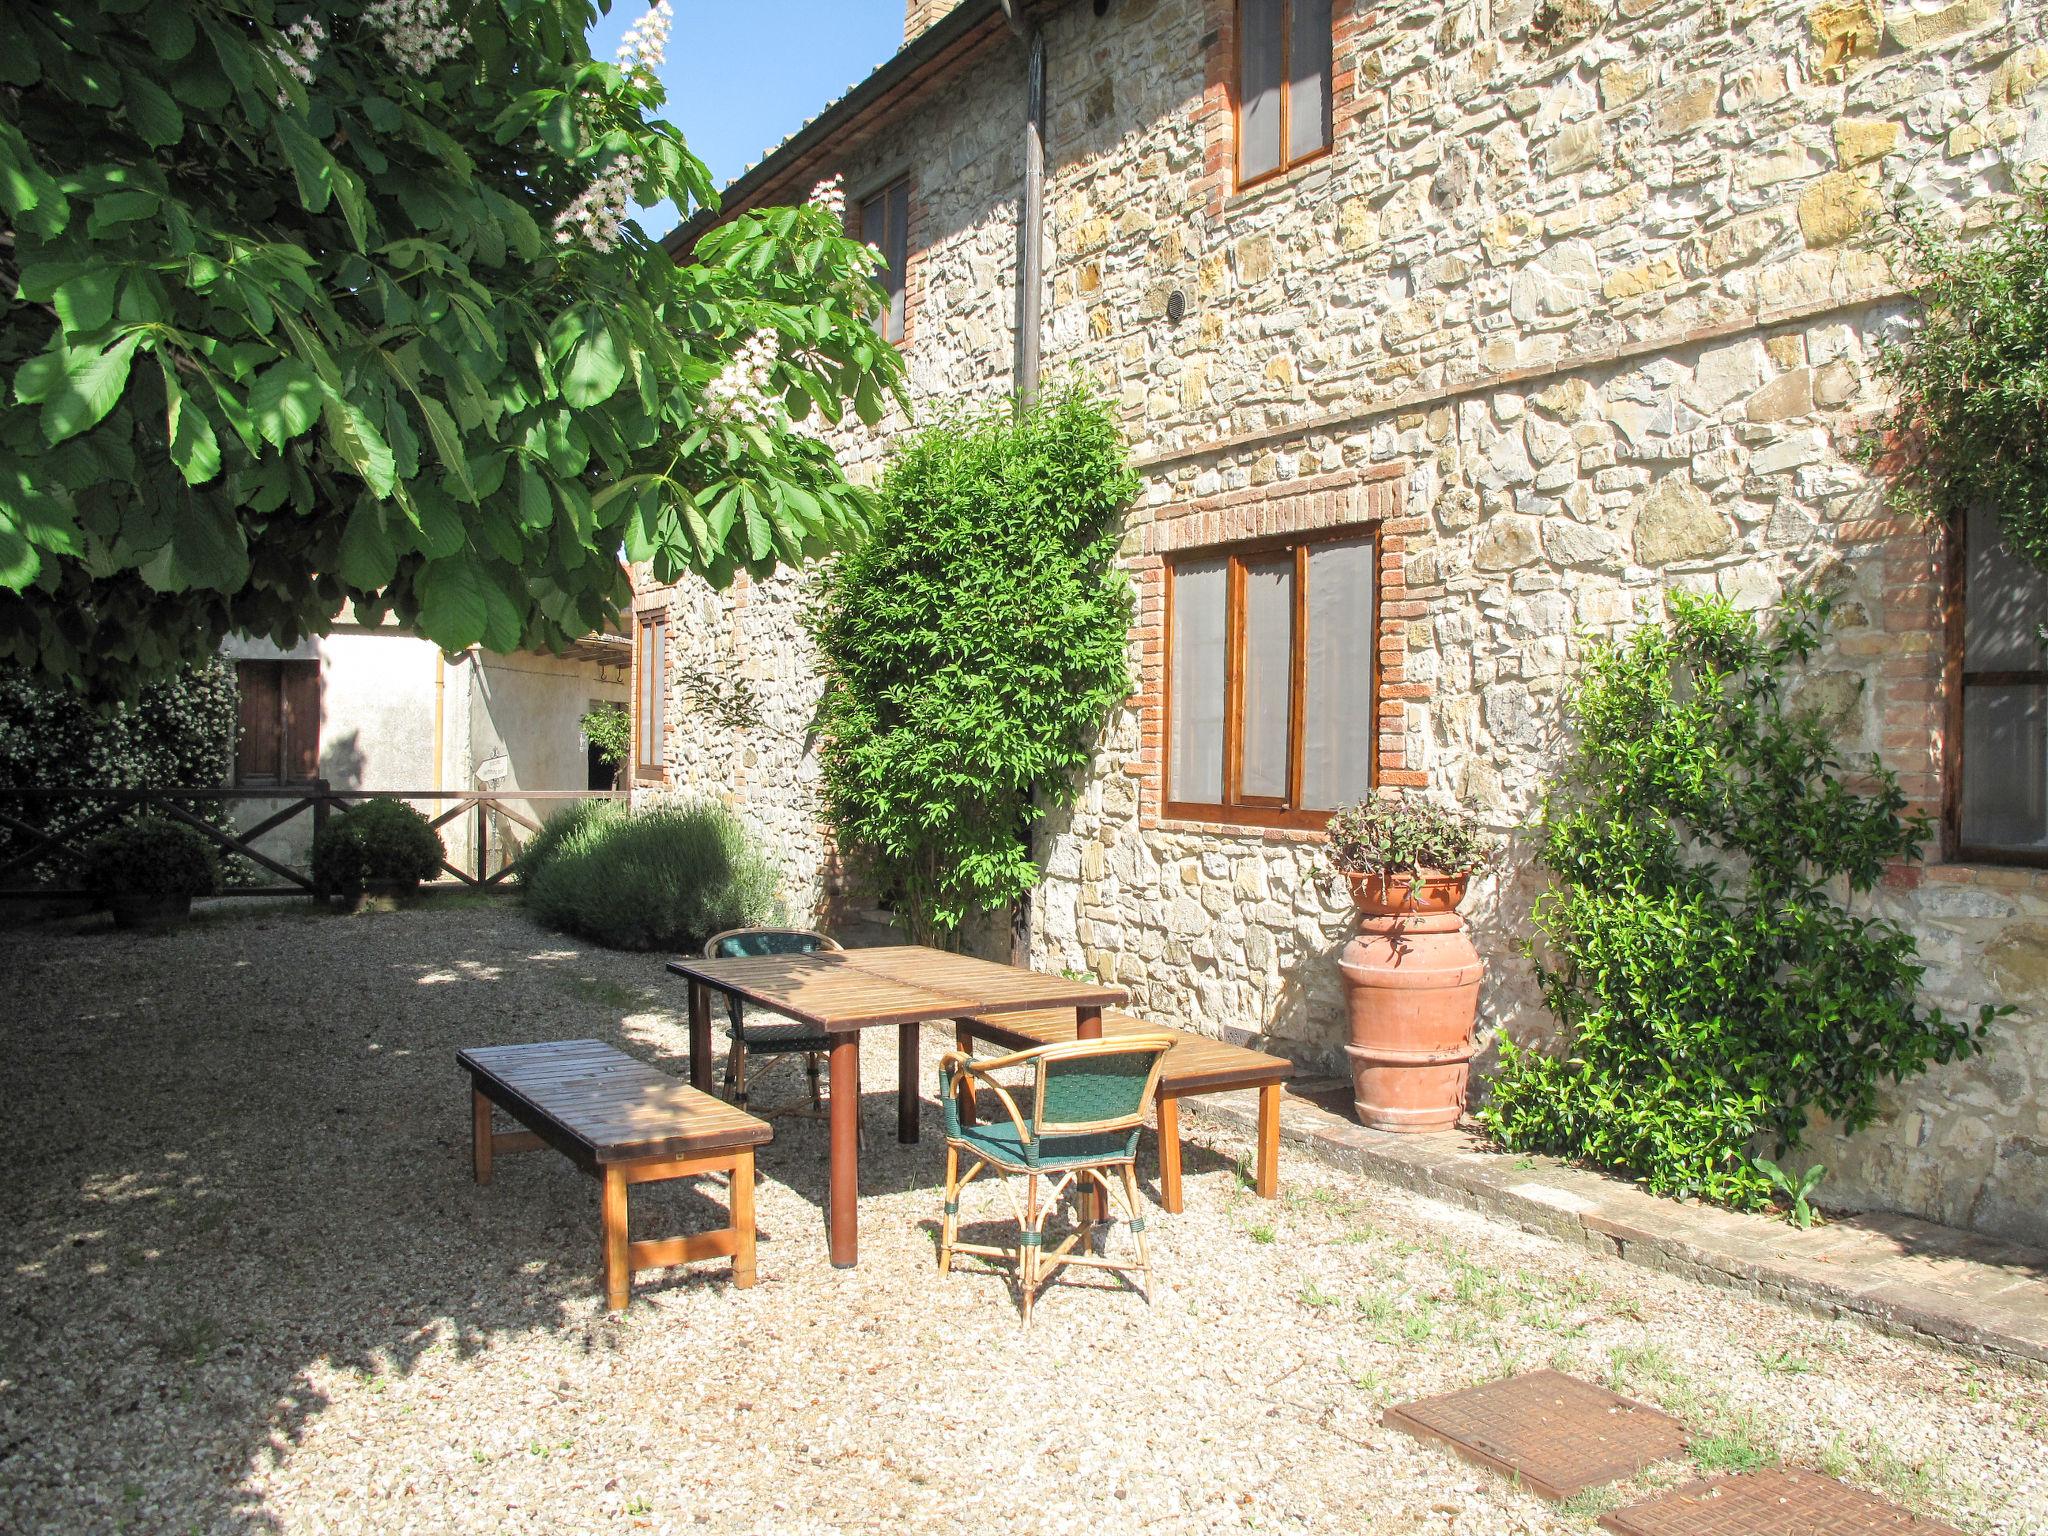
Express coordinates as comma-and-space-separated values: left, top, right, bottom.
629, 0, 2048, 1245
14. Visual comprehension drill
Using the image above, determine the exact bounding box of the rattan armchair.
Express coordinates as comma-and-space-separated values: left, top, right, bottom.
704, 927, 844, 1121
935, 1031, 1176, 1324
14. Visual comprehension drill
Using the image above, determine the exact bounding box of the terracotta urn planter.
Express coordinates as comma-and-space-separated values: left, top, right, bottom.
1337, 868, 1484, 1133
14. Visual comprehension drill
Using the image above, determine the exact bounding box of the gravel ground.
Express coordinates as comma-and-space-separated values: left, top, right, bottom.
1, 899, 2043, 1536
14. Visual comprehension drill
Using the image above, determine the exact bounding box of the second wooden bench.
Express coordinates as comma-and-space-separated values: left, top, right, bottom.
954, 1008, 1293, 1212
459, 1039, 772, 1310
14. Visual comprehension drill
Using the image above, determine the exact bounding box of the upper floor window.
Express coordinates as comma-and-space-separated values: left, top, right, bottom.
1167, 531, 1374, 827
235, 659, 321, 786
859, 177, 911, 343
1237, 0, 1332, 187
1953, 503, 2048, 862
636, 611, 669, 779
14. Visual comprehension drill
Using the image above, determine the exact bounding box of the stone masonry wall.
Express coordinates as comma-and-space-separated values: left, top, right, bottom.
647, 0, 2048, 1244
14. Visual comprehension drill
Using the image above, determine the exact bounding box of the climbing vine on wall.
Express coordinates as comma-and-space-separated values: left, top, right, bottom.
1867, 191, 2048, 572
808, 384, 1137, 946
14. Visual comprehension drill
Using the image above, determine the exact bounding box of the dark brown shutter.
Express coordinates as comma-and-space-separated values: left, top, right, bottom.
236, 663, 282, 785
282, 662, 321, 783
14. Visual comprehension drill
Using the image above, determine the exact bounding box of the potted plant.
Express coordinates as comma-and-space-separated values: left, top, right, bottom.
81, 818, 220, 930
1325, 792, 1495, 1133
313, 799, 445, 908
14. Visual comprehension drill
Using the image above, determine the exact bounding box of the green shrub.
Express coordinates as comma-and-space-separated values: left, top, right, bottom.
1326, 792, 1495, 877
808, 382, 1138, 944
80, 818, 219, 901
579, 705, 631, 771
313, 800, 445, 895
516, 798, 622, 882
1479, 591, 1994, 1211
523, 802, 780, 952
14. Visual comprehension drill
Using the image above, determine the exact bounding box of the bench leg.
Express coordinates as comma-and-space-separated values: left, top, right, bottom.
1256, 1081, 1281, 1200
1156, 1093, 1183, 1214
472, 1085, 493, 1186
730, 1149, 757, 1288
601, 1166, 630, 1311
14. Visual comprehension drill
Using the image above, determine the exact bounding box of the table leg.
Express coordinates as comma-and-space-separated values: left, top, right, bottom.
1156, 1092, 1183, 1214
1256, 1081, 1281, 1200
828, 1033, 861, 1268
897, 1021, 921, 1144
471, 1084, 494, 1186
687, 979, 712, 1092
954, 1022, 977, 1126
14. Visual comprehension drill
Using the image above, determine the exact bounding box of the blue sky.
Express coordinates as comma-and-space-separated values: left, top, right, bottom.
586, 0, 906, 238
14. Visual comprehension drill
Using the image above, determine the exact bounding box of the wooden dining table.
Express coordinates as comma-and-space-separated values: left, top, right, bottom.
665, 944, 1125, 1267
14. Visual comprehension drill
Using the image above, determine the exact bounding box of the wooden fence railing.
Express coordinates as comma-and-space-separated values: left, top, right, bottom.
0, 784, 629, 899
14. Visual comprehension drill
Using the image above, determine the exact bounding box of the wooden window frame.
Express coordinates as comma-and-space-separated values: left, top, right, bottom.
854, 175, 912, 345
1162, 526, 1378, 831
1942, 511, 2048, 867
1234, 0, 1334, 193
635, 610, 669, 782
233, 659, 321, 787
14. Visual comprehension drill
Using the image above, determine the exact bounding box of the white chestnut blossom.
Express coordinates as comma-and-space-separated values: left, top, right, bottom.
615, 0, 673, 84
808, 174, 846, 222
702, 332, 783, 428
552, 156, 643, 252
275, 16, 324, 87
360, 0, 465, 77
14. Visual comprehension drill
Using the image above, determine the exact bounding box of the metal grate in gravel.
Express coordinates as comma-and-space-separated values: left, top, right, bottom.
1384, 1369, 1687, 1501
1598, 1469, 1968, 1536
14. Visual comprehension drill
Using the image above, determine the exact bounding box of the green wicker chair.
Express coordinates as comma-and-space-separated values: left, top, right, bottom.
936, 1031, 1176, 1324
704, 927, 844, 1121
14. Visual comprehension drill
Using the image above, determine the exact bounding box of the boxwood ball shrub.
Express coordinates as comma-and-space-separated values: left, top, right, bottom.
80, 817, 218, 901
312, 799, 445, 895
523, 802, 779, 952
1480, 591, 1994, 1212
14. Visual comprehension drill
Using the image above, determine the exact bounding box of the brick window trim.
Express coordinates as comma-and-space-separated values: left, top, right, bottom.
1193, 0, 1367, 218
1129, 462, 1419, 834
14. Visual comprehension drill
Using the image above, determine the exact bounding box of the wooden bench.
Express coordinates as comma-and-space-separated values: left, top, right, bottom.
954, 1009, 1294, 1213
459, 1040, 772, 1311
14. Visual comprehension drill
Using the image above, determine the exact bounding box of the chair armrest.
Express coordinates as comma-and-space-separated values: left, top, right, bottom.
936, 1050, 1031, 1144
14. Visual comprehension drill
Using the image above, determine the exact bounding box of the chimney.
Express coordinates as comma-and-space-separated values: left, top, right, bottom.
904, 0, 968, 42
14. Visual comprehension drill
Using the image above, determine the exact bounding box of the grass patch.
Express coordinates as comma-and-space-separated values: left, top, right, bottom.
1755, 1348, 1814, 1376
1298, 1282, 1340, 1310
1689, 1415, 1778, 1477
153, 1313, 220, 1366
1556, 1486, 1619, 1522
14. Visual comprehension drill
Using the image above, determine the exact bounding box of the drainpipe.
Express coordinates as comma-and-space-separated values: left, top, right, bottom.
1002, 1, 1046, 407
1001, 1, 1047, 964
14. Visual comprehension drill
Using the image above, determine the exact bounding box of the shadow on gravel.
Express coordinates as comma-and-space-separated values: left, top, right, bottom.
0, 904, 993, 1531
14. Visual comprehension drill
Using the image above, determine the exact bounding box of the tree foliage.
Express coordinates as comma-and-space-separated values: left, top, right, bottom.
1480, 592, 1993, 1210
0, 1, 901, 691
1868, 191, 2048, 569
809, 385, 1138, 945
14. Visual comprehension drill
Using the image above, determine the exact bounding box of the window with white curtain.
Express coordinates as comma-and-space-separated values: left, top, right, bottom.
1237, 0, 1333, 186
1166, 531, 1375, 825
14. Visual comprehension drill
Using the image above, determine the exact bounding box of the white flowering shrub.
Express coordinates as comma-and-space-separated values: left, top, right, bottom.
0, 659, 241, 884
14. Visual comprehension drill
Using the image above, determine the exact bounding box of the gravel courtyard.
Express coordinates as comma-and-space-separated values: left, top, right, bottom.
1, 901, 2042, 1535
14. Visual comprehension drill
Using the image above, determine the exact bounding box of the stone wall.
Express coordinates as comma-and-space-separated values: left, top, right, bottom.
643, 0, 2048, 1244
